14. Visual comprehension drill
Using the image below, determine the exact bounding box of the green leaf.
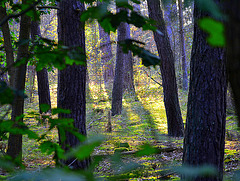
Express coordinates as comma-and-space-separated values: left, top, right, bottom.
65, 136, 104, 160
51, 108, 71, 115
196, 0, 223, 20
136, 144, 157, 156
176, 164, 218, 178
199, 17, 225, 47
39, 104, 51, 113
0, 81, 15, 105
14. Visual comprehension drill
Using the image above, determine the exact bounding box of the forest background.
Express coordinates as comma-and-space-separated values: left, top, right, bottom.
0, 0, 240, 180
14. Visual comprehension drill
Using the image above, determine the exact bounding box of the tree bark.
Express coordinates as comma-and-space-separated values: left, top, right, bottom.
111, 20, 125, 116
0, 6, 15, 87
31, 21, 51, 114
147, 0, 184, 137
225, 0, 240, 127
7, 2, 31, 162
182, 1, 227, 180
123, 23, 135, 93
178, 0, 188, 91
98, 1, 114, 86
57, 0, 90, 169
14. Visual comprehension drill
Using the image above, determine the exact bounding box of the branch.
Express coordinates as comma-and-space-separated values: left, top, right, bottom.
93, 147, 182, 158
143, 69, 162, 86
36, 6, 59, 10
0, 0, 41, 27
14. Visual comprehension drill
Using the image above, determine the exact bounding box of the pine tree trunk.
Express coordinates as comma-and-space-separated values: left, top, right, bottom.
98, 1, 114, 86
57, 0, 90, 169
182, 1, 227, 180
147, 0, 184, 137
0, 6, 15, 87
7, 3, 31, 162
111, 20, 125, 116
123, 23, 135, 93
178, 0, 188, 91
31, 21, 51, 114
225, 0, 240, 127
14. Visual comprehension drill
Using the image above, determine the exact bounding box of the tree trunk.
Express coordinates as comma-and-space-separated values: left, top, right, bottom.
31, 21, 51, 114
57, 0, 90, 169
123, 22, 135, 93
111, 20, 126, 116
178, 0, 188, 91
225, 0, 240, 127
28, 65, 35, 103
0, 6, 15, 87
182, 1, 227, 180
7, 4, 31, 162
98, 1, 114, 86
147, 0, 184, 137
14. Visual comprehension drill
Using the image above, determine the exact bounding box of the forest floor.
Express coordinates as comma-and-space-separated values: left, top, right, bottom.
1, 80, 240, 180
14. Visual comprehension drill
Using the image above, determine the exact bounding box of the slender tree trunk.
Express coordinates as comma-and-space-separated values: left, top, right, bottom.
31, 21, 51, 114
178, 0, 188, 91
28, 65, 35, 103
7, 3, 31, 162
225, 0, 240, 127
98, 1, 114, 86
57, 0, 90, 169
123, 23, 135, 93
182, 1, 227, 180
147, 0, 184, 137
0, 6, 15, 87
111, 20, 126, 116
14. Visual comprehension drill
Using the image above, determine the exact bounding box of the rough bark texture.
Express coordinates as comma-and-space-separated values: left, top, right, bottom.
182, 2, 227, 180
147, 0, 184, 137
0, 6, 15, 87
7, 6, 31, 161
98, 2, 114, 85
123, 23, 135, 93
225, 0, 240, 127
31, 21, 51, 114
57, 0, 90, 169
111, 20, 126, 116
178, 0, 188, 91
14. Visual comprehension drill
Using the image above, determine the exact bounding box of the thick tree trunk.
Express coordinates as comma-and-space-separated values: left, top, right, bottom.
57, 0, 90, 169
147, 0, 184, 137
31, 21, 51, 114
0, 6, 15, 87
182, 1, 227, 180
178, 0, 188, 91
7, 5, 31, 162
225, 0, 240, 127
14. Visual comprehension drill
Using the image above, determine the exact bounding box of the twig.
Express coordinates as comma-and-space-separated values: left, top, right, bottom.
87, 115, 106, 130
143, 69, 162, 86
0, 0, 41, 27
68, 158, 77, 167
93, 147, 182, 158
36, 6, 59, 10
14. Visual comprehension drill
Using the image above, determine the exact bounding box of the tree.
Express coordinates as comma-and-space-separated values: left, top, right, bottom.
182, 1, 227, 180
0, 6, 15, 87
31, 21, 51, 115
178, 0, 188, 91
57, 0, 90, 169
225, 0, 240, 127
111, 19, 126, 116
147, 0, 184, 137
7, 0, 31, 161
123, 23, 135, 93
98, 1, 114, 86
